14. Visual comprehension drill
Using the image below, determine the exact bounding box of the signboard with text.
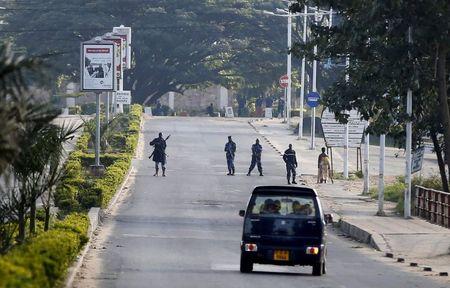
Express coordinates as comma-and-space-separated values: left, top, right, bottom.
115, 90, 131, 104
321, 108, 367, 148
81, 42, 115, 91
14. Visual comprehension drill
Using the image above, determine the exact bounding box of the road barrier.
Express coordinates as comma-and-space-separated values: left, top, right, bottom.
415, 185, 450, 228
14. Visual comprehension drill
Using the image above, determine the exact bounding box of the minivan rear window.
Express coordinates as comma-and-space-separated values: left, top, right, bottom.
248, 195, 317, 217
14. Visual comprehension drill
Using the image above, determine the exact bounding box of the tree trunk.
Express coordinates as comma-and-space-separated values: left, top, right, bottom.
436, 44, 450, 184
44, 206, 50, 231
17, 204, 26, 243
29, 197, 36, 235
430, 129, 449, 192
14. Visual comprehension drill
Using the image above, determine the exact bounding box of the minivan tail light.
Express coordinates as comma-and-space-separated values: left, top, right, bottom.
306, 247, 319, 255
245, 243, 258, 252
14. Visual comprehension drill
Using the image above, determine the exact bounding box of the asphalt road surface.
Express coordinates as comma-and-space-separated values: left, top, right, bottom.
74, 117, 446, 288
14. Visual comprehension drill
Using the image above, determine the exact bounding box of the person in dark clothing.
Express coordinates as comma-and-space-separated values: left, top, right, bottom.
224, 136, 236, 175
247, 139, 263, 176
283, 144, 298, 184
206, 103, 215, 117
150, 132, 168, 176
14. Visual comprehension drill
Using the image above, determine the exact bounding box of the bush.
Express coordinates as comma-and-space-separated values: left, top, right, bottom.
55, 105, 142, 213
0, 213, 89, 288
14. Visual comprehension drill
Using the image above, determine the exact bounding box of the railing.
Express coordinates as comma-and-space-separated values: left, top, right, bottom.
415, 186, 450, 228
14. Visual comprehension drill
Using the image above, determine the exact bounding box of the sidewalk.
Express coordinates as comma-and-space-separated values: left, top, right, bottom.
250, 118, 450, 278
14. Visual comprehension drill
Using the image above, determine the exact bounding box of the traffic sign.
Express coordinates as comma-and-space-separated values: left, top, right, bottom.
279, 75, 289, 88
306, 92, 320, 108
115, 90, 131, 104
412, 147, 425, 173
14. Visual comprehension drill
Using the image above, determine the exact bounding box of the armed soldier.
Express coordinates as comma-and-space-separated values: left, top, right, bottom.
283, 144, 298, 184
247, 139, 263, 176
150, 132, 169, 177
224, 136, 236, 175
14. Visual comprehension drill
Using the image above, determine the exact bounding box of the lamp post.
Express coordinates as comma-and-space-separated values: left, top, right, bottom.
264, 5, 333, 134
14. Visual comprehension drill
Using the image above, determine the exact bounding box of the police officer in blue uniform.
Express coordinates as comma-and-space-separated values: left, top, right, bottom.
247, 139, 263, 176
283, 144, 298, 184
224, 136, 236, 175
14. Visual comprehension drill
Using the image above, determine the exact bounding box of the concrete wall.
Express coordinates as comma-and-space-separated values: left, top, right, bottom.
159, 85, 233, 112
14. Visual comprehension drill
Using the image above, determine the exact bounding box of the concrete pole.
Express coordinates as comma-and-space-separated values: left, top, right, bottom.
310, 44, 317, 150
287, 12, 292, 128
363, 132, 370, 194
404, 27, 413, 219
310, 8, 317, 150
105, 92, 110, 124
378, 134, 386, 216
284, 88, 287, 122
95, 92, 101, 166
298, 4, 307, 140
343, 57, 350, 179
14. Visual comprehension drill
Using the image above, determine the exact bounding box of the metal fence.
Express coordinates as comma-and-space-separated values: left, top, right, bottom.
415, 185, 450, 228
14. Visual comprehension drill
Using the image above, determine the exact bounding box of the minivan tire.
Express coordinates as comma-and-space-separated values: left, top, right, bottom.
312, 261, 324, 276
240, 253, 253, 273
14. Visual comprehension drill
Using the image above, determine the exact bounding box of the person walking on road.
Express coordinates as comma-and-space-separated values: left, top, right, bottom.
224, 136, 236, 175
318, 147, 331, 183
283, 144, 298, 184
150, 132, 169, 177
247, 139, 263, 176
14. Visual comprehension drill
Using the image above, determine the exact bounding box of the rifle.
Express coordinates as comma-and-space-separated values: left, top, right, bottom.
149, 134, 171, 159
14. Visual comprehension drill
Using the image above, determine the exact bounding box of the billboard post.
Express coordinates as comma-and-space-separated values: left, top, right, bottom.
81, 37, 116, 172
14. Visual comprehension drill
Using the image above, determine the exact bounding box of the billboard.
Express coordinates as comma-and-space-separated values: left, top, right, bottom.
102, 34, 122, 80
113, 26, 132, 69
321, 108, 367, 148
81, 43, 115, 91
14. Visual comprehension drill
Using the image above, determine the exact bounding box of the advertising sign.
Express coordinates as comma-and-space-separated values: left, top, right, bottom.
225, 107, 234, 118
412, 147, 425, 174
113, 26, 132, 69
321, 108, 367, 148
115, 90, 131, 104
102, 34, 122, 80
81, 42, 115, 91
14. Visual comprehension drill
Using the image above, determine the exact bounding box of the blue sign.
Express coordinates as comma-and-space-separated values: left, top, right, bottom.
306, 92, 320, 108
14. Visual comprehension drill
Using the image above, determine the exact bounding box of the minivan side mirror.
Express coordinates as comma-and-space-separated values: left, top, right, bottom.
324, 213, 333, 224
239, 210, 245, 217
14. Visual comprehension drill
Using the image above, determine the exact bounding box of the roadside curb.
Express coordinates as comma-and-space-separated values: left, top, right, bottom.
338, 219, 384, 251
65, 207, 103, 288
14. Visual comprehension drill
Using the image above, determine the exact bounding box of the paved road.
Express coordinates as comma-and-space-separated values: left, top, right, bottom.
74, 117, 446, 288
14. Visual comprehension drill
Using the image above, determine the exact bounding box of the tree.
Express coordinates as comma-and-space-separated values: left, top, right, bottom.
291, 0, 449, 190
3, 0, 289, 104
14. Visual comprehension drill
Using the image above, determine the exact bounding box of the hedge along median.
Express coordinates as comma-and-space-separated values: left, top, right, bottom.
0, 213, 89, 288
55, 104, 142, 212
0, 105, 142, 288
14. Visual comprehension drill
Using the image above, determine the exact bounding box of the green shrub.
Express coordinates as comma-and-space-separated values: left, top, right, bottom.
0, 213, 89, 288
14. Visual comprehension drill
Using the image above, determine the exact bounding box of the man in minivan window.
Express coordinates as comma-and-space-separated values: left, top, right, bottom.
283, 144, 298, 185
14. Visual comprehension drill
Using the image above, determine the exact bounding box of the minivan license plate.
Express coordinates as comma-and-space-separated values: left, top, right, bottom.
274, 250, 289, 261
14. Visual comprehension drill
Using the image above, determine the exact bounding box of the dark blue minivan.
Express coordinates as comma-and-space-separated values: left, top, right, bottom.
239, 186, 332, 276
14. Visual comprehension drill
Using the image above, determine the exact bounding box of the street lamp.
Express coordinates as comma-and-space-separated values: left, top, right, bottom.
264, 5, 334, 139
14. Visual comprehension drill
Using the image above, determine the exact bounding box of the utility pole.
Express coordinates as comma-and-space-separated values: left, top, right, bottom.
343, 57, 350, 179
404, 26, 413, 219
298, 4, 307, 139
287, 9, 292, 128
363, 132, 370, 194
377, 134, 386, 216
310, 7, 318, 150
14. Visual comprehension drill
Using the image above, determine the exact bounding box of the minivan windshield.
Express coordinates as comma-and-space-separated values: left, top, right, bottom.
248, 194, 317, 217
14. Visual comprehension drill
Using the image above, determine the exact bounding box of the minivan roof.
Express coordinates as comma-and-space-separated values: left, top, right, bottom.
252, 186, 318, 197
